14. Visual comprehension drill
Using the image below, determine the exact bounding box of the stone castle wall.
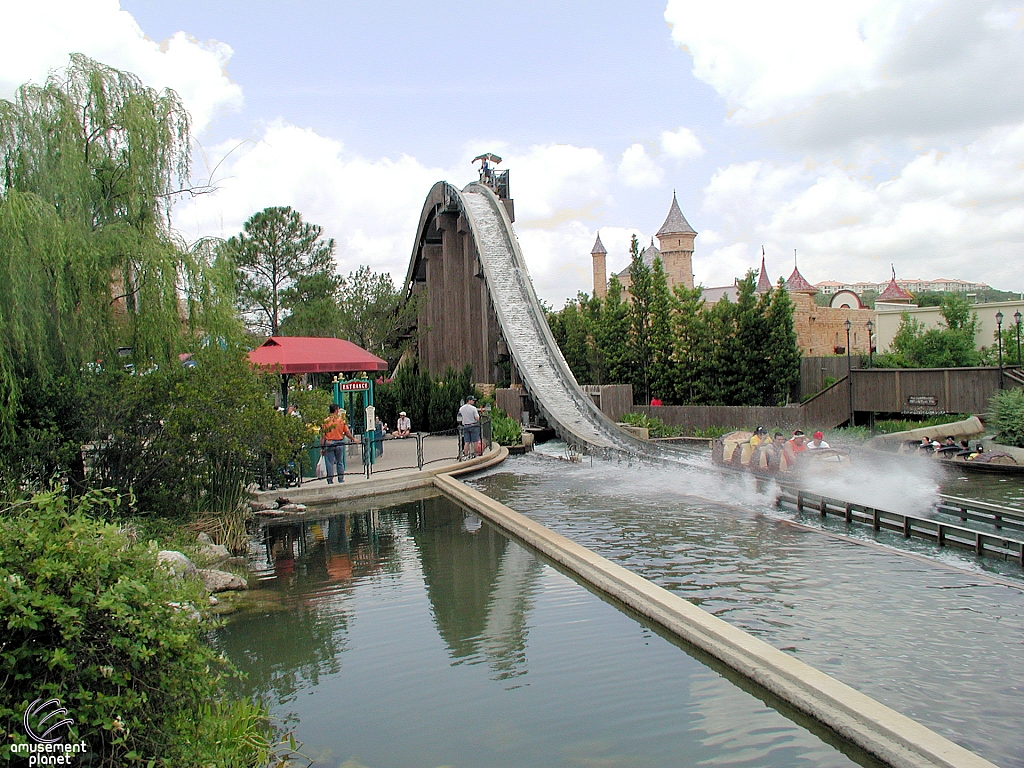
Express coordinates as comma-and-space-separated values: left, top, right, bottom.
790, 292, 873, 356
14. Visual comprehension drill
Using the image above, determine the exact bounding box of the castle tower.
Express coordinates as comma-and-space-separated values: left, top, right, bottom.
755, 253, 772, 293
655, 191, 697, 290
591, 232, 607, 299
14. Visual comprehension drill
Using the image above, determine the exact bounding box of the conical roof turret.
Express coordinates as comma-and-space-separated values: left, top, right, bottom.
591, 232, 607, 255
755, 253, 772, 293
656, 191, 696, 237
877, 266, 914, 302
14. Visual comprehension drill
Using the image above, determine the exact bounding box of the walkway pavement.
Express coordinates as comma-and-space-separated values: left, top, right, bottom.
253, 435, 508, 508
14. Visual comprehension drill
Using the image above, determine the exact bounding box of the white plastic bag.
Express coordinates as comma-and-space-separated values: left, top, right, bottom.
315, 454, 327, 479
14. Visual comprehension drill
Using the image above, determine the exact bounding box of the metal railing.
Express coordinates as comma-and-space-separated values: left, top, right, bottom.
282, 417, 493, 485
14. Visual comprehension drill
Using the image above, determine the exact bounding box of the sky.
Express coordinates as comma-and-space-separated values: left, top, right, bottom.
2, 0, 1023, 306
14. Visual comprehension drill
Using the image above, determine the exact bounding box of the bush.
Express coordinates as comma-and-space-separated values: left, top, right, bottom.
0, 489, 274, 766
85, 345, 307, 519
989, 388, 1024, 447
620, 412, 681, 438
490, 408, 522, 445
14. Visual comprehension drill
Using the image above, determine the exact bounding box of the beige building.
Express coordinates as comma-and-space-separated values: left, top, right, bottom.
875, 299, 1024, 353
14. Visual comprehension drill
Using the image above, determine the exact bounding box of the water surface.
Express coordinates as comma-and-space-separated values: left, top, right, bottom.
216, 495, 871, 768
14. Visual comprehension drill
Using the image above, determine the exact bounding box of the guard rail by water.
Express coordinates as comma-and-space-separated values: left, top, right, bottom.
777, 482, 1024, 566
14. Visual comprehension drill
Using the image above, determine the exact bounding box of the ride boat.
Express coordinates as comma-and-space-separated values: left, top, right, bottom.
902, 442, 1024, 476
712, 430, 850, 477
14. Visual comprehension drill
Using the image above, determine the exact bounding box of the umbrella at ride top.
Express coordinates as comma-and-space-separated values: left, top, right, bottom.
472, 152, 502, 165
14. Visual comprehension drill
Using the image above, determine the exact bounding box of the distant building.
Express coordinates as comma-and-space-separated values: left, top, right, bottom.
816, 277, 989, 295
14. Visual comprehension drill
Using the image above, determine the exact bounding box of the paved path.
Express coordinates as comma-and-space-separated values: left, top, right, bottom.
254, 436, 507, 507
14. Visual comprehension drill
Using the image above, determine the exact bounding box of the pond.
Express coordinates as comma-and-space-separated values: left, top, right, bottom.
216, 493, 874, 768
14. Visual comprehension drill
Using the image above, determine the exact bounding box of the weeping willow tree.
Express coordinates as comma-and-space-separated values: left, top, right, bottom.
0, 54, 238, 448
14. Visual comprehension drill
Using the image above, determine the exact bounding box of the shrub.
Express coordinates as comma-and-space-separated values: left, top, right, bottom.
620, 412, 681, 438
490, 408, 522, 446
989, 388, 1024, 447
0, 489, 273, 766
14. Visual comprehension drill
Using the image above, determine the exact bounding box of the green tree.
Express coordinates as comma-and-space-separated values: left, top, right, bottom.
278, 270, 344, 337
0, 55, 236, 471
226, 205, 335, 336
671, 283, 707, 403
337, 265, 420, 366
648, 257, 677, 402
763, 280, 801, 405
882, 295, 981, 368
558, 295, 596, 385
596, 275, 632, 386
626, 236, 654, 403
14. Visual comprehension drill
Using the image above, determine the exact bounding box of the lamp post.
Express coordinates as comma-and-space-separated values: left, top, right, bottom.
996, 311, 1004, 389
845, 319, 853, 426
1015, 310, 1022, 367
866, 319, 874, 368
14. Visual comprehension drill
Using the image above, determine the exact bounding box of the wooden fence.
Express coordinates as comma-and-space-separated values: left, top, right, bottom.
800, 355, 861, 399
851, 366, 1021, 415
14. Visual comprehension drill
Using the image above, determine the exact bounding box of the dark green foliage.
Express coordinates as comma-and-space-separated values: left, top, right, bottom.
648, 258, 676, 403
989, 388, 1024, 447
626, 236, 654, 402
278, 271, 344, 337
546, 263, 801, 407
336, 266, 421, 367
225, 206, 335, 336
84, 345, 307, 518
596, 276, 632, 385
374, 361, 475, 433
0, 489, 274, 767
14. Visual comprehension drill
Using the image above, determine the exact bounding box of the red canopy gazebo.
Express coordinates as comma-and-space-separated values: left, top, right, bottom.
249, 337, 388, 409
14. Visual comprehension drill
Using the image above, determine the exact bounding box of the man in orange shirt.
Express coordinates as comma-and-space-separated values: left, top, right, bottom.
321, 403, 357, 483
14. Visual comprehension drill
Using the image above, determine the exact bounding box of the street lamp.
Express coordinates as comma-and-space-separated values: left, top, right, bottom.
1015, 310, 1022, 367
845, 319, 853, 426
996, 311, 1004, 389
866, 319, 874, 368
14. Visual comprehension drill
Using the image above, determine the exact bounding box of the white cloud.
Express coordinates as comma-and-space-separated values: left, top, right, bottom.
176, 126, 621, 305
619, 143, 664, 188
661, 126, 704, 161
176, 121, 451, 281
665, 0, 1024, 142
0, 0, 241, 133
499, 143, 610, 222
698, 124, 1024, 288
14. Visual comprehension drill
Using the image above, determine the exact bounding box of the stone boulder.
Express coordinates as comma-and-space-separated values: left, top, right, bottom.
197, 568, 248, 593
194, 533, 231, 563
158, 550, 197, 578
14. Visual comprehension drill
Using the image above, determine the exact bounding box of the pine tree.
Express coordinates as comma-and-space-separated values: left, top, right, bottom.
225, 206, 336, 336
763, 279, 801, 405
648, 257, 676, 402
626, 236, 654, 402
671, 283, 707, 403
596, 275, 632, 386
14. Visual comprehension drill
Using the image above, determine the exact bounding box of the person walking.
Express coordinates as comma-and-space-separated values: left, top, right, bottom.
458, 396, 481, 459
321, 404, 357, 483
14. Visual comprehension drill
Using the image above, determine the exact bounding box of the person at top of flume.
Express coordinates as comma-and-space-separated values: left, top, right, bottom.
806, 431, 830, 450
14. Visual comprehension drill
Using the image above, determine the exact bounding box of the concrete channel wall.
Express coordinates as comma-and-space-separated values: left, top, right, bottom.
433, 473, 996, 768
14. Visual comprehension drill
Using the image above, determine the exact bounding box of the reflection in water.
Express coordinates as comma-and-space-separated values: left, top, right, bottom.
411, 496, 543, 680
472, 452, 1024, 768
216, 496, 867, 768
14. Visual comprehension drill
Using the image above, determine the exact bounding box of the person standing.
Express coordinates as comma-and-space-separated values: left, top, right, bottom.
321, 404, 356, 484
458, 396, 481, 458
